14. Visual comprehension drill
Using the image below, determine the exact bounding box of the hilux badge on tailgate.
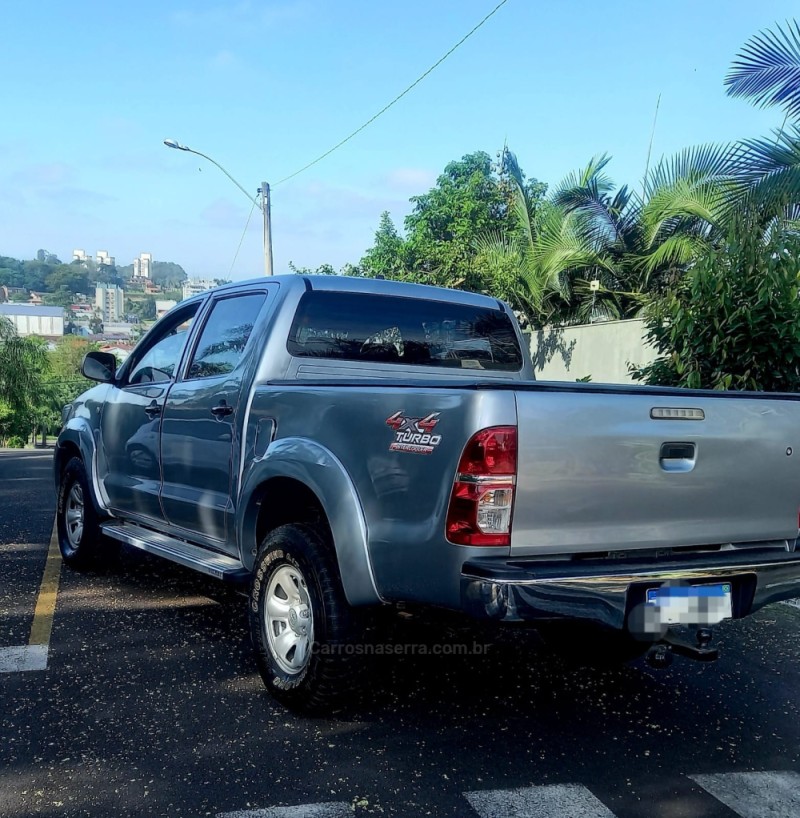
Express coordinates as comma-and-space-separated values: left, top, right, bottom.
386, 411, 442, 454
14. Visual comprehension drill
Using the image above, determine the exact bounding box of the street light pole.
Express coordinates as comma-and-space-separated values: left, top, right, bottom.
163, 139, 273, 276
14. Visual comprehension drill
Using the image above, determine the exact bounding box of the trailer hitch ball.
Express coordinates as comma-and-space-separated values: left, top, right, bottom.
646, 644, 674, 669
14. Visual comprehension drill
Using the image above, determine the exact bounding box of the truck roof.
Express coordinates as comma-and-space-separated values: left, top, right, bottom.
206, 274, 509, 312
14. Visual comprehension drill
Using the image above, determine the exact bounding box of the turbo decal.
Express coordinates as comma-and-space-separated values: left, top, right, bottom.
386, 411, 442, 454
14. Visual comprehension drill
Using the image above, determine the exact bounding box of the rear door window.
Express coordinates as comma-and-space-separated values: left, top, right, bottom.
287, 291, 522, 371
186, 293, 266, 380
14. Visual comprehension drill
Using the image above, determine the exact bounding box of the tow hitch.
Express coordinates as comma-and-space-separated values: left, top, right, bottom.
646, 627, 718, 668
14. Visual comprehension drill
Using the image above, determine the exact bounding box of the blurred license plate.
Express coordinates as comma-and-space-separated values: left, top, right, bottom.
646, 582, 732, 625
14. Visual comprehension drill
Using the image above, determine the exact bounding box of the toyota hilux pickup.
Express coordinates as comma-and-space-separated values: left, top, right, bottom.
55, 274, 800, 711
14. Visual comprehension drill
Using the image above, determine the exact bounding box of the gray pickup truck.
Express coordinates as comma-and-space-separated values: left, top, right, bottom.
55, 275, 800, 711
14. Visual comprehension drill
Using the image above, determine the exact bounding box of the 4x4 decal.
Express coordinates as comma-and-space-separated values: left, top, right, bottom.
386, 411, 442, 454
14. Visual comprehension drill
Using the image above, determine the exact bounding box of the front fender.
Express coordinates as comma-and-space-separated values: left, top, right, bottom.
238, 437, 380, 606
55, 418, 109, 514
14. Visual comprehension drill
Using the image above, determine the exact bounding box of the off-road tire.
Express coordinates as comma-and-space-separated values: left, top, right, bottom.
56, 457, 108, 569
249, 524, 363, 713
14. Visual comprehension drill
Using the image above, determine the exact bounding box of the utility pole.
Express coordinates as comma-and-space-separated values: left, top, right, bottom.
260, 182, 274, 277
164, 140, 274, 277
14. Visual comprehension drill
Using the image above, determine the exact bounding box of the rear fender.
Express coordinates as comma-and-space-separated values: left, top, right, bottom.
238, 437, 380, 606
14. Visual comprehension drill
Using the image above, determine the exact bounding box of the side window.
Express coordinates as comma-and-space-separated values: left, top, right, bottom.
126, 306, 199, 386
186, 293, 266, 380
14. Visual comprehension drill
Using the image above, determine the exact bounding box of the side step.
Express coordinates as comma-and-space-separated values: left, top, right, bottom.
101, 522, 248, 583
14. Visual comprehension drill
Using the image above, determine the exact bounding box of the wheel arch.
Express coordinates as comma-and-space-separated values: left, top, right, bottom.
238, 437, 380, 607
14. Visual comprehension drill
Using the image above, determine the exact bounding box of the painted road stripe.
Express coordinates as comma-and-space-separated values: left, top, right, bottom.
465, 784, 616, 818
0, 645, 48, 673
217, 802, 351, 818
0, 521, 61, 674
28, 521, 63, 647
691, 771, 800, 818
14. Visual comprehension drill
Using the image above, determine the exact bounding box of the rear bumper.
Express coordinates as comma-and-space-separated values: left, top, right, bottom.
461, 548, 800, 630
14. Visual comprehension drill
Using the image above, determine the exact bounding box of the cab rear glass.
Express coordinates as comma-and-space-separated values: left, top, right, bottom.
286, 290, 523, 371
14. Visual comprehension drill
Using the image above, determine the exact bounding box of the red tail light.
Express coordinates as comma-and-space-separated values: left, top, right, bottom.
446, 426, 517, 546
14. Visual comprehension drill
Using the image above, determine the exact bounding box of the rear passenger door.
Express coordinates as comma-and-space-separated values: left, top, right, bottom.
159, 290, 268, 549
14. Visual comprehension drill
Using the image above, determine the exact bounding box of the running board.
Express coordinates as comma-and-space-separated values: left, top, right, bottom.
101, 523, 248, 582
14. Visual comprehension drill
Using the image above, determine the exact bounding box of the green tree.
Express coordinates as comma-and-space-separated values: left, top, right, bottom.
403, 151, 511, 288
45, 264, 91, 295
0, 317, 51, 442
631, 218, 800, 391
359, 212, 409, 278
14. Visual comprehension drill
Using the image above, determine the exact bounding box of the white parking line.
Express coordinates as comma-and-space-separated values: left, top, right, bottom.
0, 645, 48, 673
217, 802, 352, 818
690, 771, 800, 818
465, 784, 616, 818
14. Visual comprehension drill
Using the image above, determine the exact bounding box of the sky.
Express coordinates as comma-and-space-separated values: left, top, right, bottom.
1, 0, 797, 281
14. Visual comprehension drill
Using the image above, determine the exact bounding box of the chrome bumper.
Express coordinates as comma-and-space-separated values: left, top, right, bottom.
461, 548, 800, 630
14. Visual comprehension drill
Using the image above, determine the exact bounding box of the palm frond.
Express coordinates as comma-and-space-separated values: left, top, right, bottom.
725, 20, 800, 118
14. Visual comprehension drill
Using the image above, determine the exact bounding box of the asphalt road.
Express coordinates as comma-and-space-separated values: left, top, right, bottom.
2, 449, 800, 818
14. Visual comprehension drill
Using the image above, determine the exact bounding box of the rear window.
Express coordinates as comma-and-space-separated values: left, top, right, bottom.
286, 291, 523, 371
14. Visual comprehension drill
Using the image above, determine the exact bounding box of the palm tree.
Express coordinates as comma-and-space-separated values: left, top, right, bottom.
725, 19, 800, 120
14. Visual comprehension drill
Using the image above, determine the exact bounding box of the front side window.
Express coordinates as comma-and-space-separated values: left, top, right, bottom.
186, 293, 266, 380
126, 306, 199, 386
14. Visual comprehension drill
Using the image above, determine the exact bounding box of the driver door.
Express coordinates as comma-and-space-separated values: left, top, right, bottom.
98, 302, 201, 524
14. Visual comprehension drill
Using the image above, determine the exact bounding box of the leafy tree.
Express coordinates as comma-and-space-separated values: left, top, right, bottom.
288, 262, 338, 276
0, 317, 50, 441
631, 218, 800, 391
129, 296, 157, 321
403, 151, 513, 288
359, 212, 409, 278
45, 264, 92, 295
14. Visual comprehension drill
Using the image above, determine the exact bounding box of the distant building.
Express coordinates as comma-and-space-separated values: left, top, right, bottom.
155, 299, 177, 320
133, 252, 153, 279
0, 304, 64, 338
0, 286, 27, 303
72, 249, 90, 264
100, 343, 135, 362
182, 278, 217, 300
95, 283, 124, 322
96, 250, 115, 268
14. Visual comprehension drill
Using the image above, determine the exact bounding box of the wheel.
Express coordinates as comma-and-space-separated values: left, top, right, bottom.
541, 622, 651, 668
56, 457, 107, 569
249, 524, 362, 713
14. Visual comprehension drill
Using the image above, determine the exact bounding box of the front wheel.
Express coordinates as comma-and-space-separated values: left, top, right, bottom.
56, 457, 106, 569
249, 524, 363, 713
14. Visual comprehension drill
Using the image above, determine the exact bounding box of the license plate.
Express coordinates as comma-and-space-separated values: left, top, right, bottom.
646, 582, 733, 626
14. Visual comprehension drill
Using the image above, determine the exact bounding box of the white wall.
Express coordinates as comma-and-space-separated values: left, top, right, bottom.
5, 312, 64, 338
529, 318, 658, 384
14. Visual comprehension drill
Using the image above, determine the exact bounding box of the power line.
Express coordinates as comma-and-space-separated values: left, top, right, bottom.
274, 0, 511, 187
229, 196, 259, 276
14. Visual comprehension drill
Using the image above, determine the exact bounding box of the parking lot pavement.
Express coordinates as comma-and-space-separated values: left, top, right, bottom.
2, 450, 800, 817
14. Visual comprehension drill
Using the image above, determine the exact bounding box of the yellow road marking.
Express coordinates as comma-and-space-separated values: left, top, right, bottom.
28, 520, 62, 647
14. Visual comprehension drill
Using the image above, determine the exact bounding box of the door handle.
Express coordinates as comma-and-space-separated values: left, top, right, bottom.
211, 400, 234, 419
659, 442, 696, 472
144, 401, 162, 419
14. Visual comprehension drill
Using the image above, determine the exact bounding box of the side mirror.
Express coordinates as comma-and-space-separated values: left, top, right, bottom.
81, 351, 117, 383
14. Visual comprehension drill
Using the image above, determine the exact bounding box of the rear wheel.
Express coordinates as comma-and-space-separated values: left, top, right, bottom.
249, 524, 363, 713
56, 457, 107, 569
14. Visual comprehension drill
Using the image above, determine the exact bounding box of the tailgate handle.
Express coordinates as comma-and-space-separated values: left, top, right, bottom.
660, 442, 696, 472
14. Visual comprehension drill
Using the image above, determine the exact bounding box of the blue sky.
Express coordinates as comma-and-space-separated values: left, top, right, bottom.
0, 0, 796, 280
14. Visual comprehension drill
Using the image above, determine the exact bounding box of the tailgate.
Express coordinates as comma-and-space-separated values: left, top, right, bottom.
511, 388, 800, 555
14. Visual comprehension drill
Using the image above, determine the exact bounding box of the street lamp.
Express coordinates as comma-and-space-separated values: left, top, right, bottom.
163, 139, 273, 277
